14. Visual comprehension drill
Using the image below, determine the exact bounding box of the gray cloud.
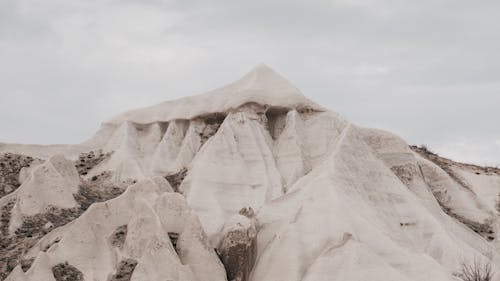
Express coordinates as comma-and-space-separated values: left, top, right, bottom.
0, 0, 499, 165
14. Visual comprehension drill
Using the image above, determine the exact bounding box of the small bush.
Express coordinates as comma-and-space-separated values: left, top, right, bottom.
460, 259, 492, 281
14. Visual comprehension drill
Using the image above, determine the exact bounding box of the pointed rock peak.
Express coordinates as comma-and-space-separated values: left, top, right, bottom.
247, 63, 280, 77
246, 63, 293, 84
223, 63, 303, 98
253, 62, 272, 70
105, 64, 324, 125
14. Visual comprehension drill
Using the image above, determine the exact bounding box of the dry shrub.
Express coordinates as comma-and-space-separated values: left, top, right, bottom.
460, 259, 492, 281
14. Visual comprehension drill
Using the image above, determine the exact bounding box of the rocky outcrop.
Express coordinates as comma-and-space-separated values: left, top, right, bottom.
218, 208, 257, 281
1, 64, 499, 281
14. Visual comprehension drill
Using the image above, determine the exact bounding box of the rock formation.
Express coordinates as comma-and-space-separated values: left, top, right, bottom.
0, 64, 498, 281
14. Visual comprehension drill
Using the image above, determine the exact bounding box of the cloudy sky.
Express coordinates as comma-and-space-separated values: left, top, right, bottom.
1, 0, 499, 165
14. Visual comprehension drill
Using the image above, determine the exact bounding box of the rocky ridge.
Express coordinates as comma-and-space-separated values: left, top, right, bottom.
0, 64, 499, 281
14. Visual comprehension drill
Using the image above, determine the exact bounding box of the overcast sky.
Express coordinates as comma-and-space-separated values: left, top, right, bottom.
1, 0, 499, 166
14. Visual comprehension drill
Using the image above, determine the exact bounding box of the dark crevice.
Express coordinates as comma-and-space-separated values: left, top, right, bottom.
218, 232, 257, 281
198, 113, 227, 145
165, 168, 188, 193
265, 107, 289, 140
110, 225, 128, 249
168, 232, 179, 253
217, 208, 257, 281
109, 259, 138, 281
20, 257, 34, 272
52, 262, 84, 281
200, 112, 227, 125
42, 237, 61, 252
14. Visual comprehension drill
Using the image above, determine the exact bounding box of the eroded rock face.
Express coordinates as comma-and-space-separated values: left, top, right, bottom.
0, 164, 126, 280
218, 208, 257, 281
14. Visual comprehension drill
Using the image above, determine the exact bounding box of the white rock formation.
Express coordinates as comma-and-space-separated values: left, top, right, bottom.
1, 155, 81, 234
0, 64, 499, 281
7, 178, 226, 281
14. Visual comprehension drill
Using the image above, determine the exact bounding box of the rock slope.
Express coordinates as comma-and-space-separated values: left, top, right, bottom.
0, 64, 499, 281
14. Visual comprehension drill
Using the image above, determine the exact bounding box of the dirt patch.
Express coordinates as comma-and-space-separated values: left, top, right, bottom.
52, 262, 84, 281
110, 225, 128, 249
0, 201, 14, 237
0, 153, 36, 198
15, 207, 80, 239
75, 150, 112, 176
74, 172, 125, 210
238, 207, 255, 218
391, 163, 420, 187
108, 259, 138, 281
165, 168, 187, 193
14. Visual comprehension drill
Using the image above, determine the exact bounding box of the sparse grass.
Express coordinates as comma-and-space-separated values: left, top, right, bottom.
415, 144, 439, 156
459, 259, 492, 281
